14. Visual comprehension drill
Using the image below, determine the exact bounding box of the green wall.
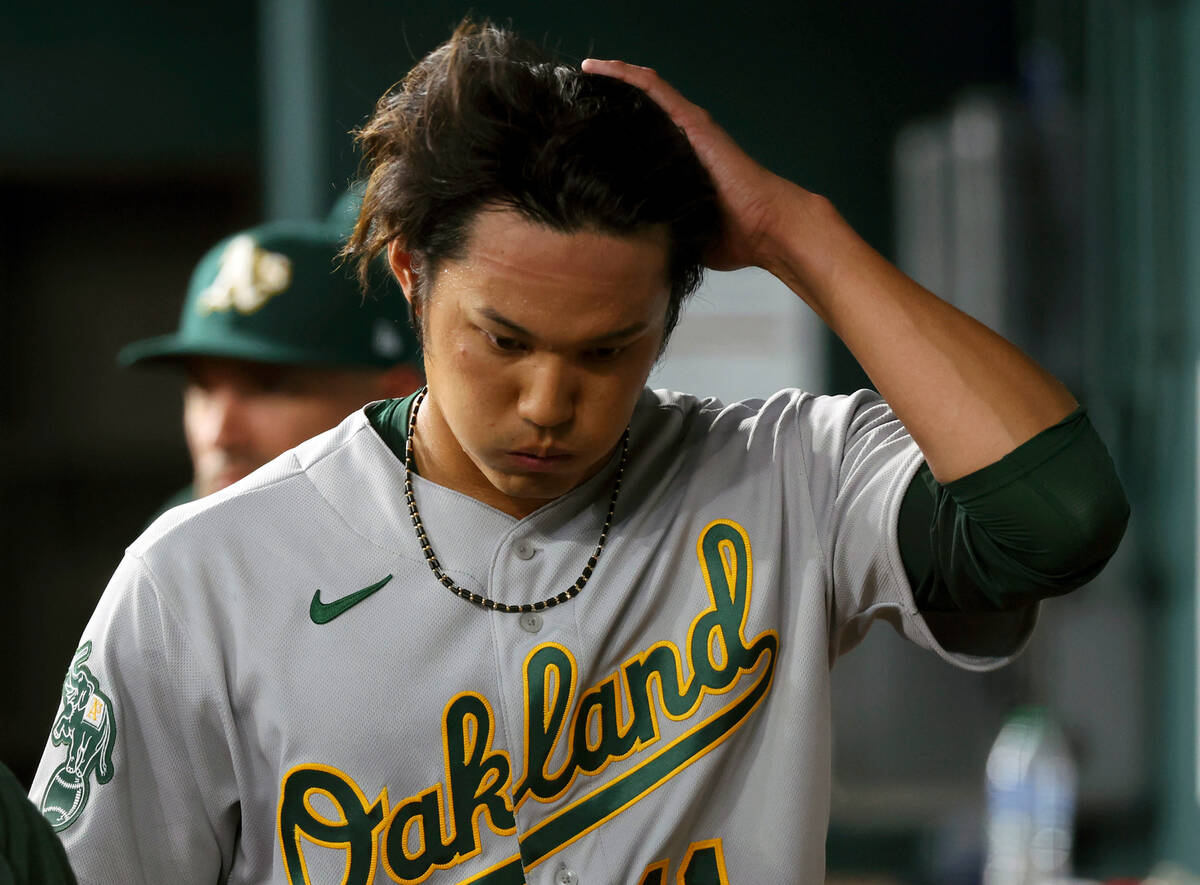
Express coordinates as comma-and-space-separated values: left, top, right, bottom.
0, 2, 258, 172
1083, 0, 1200, 869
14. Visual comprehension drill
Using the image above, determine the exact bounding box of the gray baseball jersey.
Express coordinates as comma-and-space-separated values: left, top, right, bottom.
32, 387, 1032, 884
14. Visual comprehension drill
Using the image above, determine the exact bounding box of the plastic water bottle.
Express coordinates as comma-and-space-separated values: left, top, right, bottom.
982, 706, 1077, 885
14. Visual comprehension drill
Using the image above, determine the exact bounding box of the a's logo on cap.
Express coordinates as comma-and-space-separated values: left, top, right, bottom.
196, 235, 292, 316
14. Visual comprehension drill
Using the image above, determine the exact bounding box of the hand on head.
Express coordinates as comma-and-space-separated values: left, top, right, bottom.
581, 58, 805, 275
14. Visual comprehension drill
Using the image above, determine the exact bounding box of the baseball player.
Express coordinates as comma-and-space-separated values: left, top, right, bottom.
33, 21, 1128, 884
118, 216, 423, 504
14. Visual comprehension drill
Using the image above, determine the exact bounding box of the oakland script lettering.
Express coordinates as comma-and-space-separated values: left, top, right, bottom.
278, 520, 778, 884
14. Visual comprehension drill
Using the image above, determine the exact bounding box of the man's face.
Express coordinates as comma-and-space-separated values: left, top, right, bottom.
398, 208, 671, 518
183, 357, 396, 497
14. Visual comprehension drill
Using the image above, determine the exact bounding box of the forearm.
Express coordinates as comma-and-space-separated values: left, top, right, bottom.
764, 188, 1078, 482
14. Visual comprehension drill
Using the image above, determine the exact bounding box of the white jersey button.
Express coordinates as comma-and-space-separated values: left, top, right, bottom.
519, 612, 543, 634
554, 863, 578, 885
514, 539, 537, 560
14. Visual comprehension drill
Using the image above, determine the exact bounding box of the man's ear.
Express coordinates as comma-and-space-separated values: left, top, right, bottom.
387, 240, 419, 308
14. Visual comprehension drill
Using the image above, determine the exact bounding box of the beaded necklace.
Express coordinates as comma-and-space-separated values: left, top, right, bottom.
402, 389, 629, 613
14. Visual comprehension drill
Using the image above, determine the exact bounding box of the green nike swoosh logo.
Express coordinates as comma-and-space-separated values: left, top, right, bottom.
310, 575, 394, 624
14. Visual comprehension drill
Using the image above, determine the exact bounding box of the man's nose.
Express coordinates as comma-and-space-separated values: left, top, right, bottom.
517, 357, 575, 430
202, 388, 251, 448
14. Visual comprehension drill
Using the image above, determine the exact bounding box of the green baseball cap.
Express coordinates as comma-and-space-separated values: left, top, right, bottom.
118, 219, 417, 369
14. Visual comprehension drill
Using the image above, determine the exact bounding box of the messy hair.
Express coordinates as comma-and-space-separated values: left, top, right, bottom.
343, 19, 720, 344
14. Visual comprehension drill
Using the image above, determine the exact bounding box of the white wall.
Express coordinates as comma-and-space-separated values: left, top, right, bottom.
648, 267, 826, 403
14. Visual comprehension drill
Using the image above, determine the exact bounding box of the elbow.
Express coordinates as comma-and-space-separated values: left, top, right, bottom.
1028, 469, 1131, 599
1063, 468, 1131, 581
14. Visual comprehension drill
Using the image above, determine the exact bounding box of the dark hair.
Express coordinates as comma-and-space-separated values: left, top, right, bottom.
344, 19, 721, 344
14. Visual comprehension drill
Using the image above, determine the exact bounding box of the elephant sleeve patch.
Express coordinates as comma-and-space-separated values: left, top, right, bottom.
41, 642, 117, 832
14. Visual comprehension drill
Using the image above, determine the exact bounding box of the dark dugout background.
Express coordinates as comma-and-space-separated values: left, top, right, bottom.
3, 1, 1199, 880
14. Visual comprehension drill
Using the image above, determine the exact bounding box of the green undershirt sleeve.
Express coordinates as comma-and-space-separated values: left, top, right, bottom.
898, 406, 1130, 613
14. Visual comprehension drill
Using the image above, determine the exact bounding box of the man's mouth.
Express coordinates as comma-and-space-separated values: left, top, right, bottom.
505, 449, 573, 472
511, 446, 570, 459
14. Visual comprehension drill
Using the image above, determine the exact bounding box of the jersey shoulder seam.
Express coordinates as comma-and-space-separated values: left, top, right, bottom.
135, 416, 377, 555
133, 452, 310, 554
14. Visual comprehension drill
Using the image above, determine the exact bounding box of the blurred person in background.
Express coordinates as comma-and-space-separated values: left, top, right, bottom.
118, 216, 423, 509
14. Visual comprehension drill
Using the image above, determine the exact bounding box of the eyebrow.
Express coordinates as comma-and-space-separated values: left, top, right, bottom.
476, 307, 649, 344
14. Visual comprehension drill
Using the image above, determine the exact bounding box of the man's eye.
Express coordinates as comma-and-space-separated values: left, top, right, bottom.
487, 332, 526, 352
256, 374, 302, 395
584, 345, 625, 361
